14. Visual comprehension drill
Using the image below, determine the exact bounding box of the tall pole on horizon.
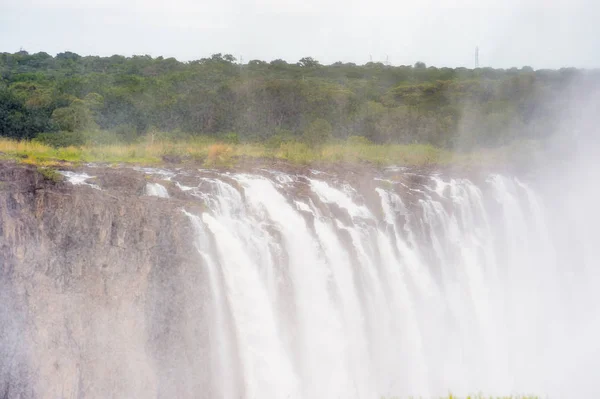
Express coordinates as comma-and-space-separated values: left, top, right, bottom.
475, 46, 480, 68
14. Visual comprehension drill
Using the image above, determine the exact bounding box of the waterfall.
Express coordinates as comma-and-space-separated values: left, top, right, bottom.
145, 182, 170, 198
174, 169, 600, 398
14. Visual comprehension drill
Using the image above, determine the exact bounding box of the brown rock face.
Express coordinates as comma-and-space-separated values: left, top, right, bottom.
0, 162, 212, 398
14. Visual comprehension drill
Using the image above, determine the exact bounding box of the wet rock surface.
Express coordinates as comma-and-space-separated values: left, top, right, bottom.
0, 160, 499, 398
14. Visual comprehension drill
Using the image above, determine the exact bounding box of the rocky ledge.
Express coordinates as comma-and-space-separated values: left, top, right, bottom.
0, 161, 207, 398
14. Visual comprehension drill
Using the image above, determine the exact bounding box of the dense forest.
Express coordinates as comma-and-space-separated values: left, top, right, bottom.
1, 50, 598, 148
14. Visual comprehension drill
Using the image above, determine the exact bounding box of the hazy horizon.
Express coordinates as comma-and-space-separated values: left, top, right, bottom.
2, 0, 599, 70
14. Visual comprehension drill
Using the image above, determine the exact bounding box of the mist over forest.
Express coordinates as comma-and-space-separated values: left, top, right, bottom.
2, 35, 600, 399
2, 50, 599, 150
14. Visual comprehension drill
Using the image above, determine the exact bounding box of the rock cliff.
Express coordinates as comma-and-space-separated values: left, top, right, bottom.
0, 162, 213, 398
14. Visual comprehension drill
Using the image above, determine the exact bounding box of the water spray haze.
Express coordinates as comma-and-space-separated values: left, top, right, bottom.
1, 112, 600, 398
1, 1, 600, 396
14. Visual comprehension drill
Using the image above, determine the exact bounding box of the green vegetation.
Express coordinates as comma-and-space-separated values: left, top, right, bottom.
0, 135, 543, 170
34, 130, 85, 147
37, 166, 63, 182
0, 51, 587, 168
2, 51, 596, 148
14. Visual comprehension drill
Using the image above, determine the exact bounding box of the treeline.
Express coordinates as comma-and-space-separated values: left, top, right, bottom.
1, 50, 598, 148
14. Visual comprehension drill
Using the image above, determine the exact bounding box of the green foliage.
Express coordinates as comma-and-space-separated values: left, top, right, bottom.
38, 167, 63, 183
302, 118, 332, 149
147, 129, 191, 143
34, 131, 85, 148
0, 86, 54, 139
83, 92, 104, 111
82, 129, 122, 145
0, 50, 596, 150
113, 123, 139, 143
0, 134, 546, 170
220, 132, 240, 144
51, 100, 96, 132
265, 129, 295, 149
298, 57, 320, 68
277, 141, 315, 164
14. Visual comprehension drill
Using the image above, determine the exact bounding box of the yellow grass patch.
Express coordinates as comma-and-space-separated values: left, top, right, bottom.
0, 135, 542, 170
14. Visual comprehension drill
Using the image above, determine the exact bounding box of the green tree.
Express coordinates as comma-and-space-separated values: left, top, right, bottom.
0, 87, 54, 139
51, 99, 95, 131
298, 57, 320, 68
0, 49, 591, 148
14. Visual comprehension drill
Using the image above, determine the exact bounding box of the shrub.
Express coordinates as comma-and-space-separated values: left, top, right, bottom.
83, 130, 122, 145
220, 132, 240, 144
266, 129, 295, 149
277, 141, 315, 164
148, 129, 191, 143
34, 131, 85, 148
38, 167, 63, 183
50, 100, 96, 132
301, 118, 332, 149
113, 124, 139, 143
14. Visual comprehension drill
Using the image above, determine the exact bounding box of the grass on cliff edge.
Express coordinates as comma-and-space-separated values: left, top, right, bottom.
0, 136, 541, 169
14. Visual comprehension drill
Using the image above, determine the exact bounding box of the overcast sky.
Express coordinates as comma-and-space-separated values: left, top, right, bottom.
1, 0, 599, 69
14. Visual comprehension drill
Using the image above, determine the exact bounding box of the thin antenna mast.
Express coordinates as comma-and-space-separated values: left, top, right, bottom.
475, 46, 479, 68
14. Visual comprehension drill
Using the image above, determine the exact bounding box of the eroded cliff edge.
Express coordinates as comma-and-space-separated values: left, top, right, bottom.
0, 161, 213, 398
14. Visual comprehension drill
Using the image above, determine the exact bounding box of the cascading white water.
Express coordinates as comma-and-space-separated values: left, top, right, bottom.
172, 168, 600, 399
145, 182, 170, 198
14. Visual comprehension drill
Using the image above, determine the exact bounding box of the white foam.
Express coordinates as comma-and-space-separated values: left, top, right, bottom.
145, 183, 169, 198
59, 171, 101, 190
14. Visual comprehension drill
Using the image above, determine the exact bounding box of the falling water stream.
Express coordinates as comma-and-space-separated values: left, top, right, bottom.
133, 165, 596, 399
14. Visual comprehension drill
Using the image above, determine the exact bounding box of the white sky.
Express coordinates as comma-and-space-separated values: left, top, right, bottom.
1, 0, 599, 68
